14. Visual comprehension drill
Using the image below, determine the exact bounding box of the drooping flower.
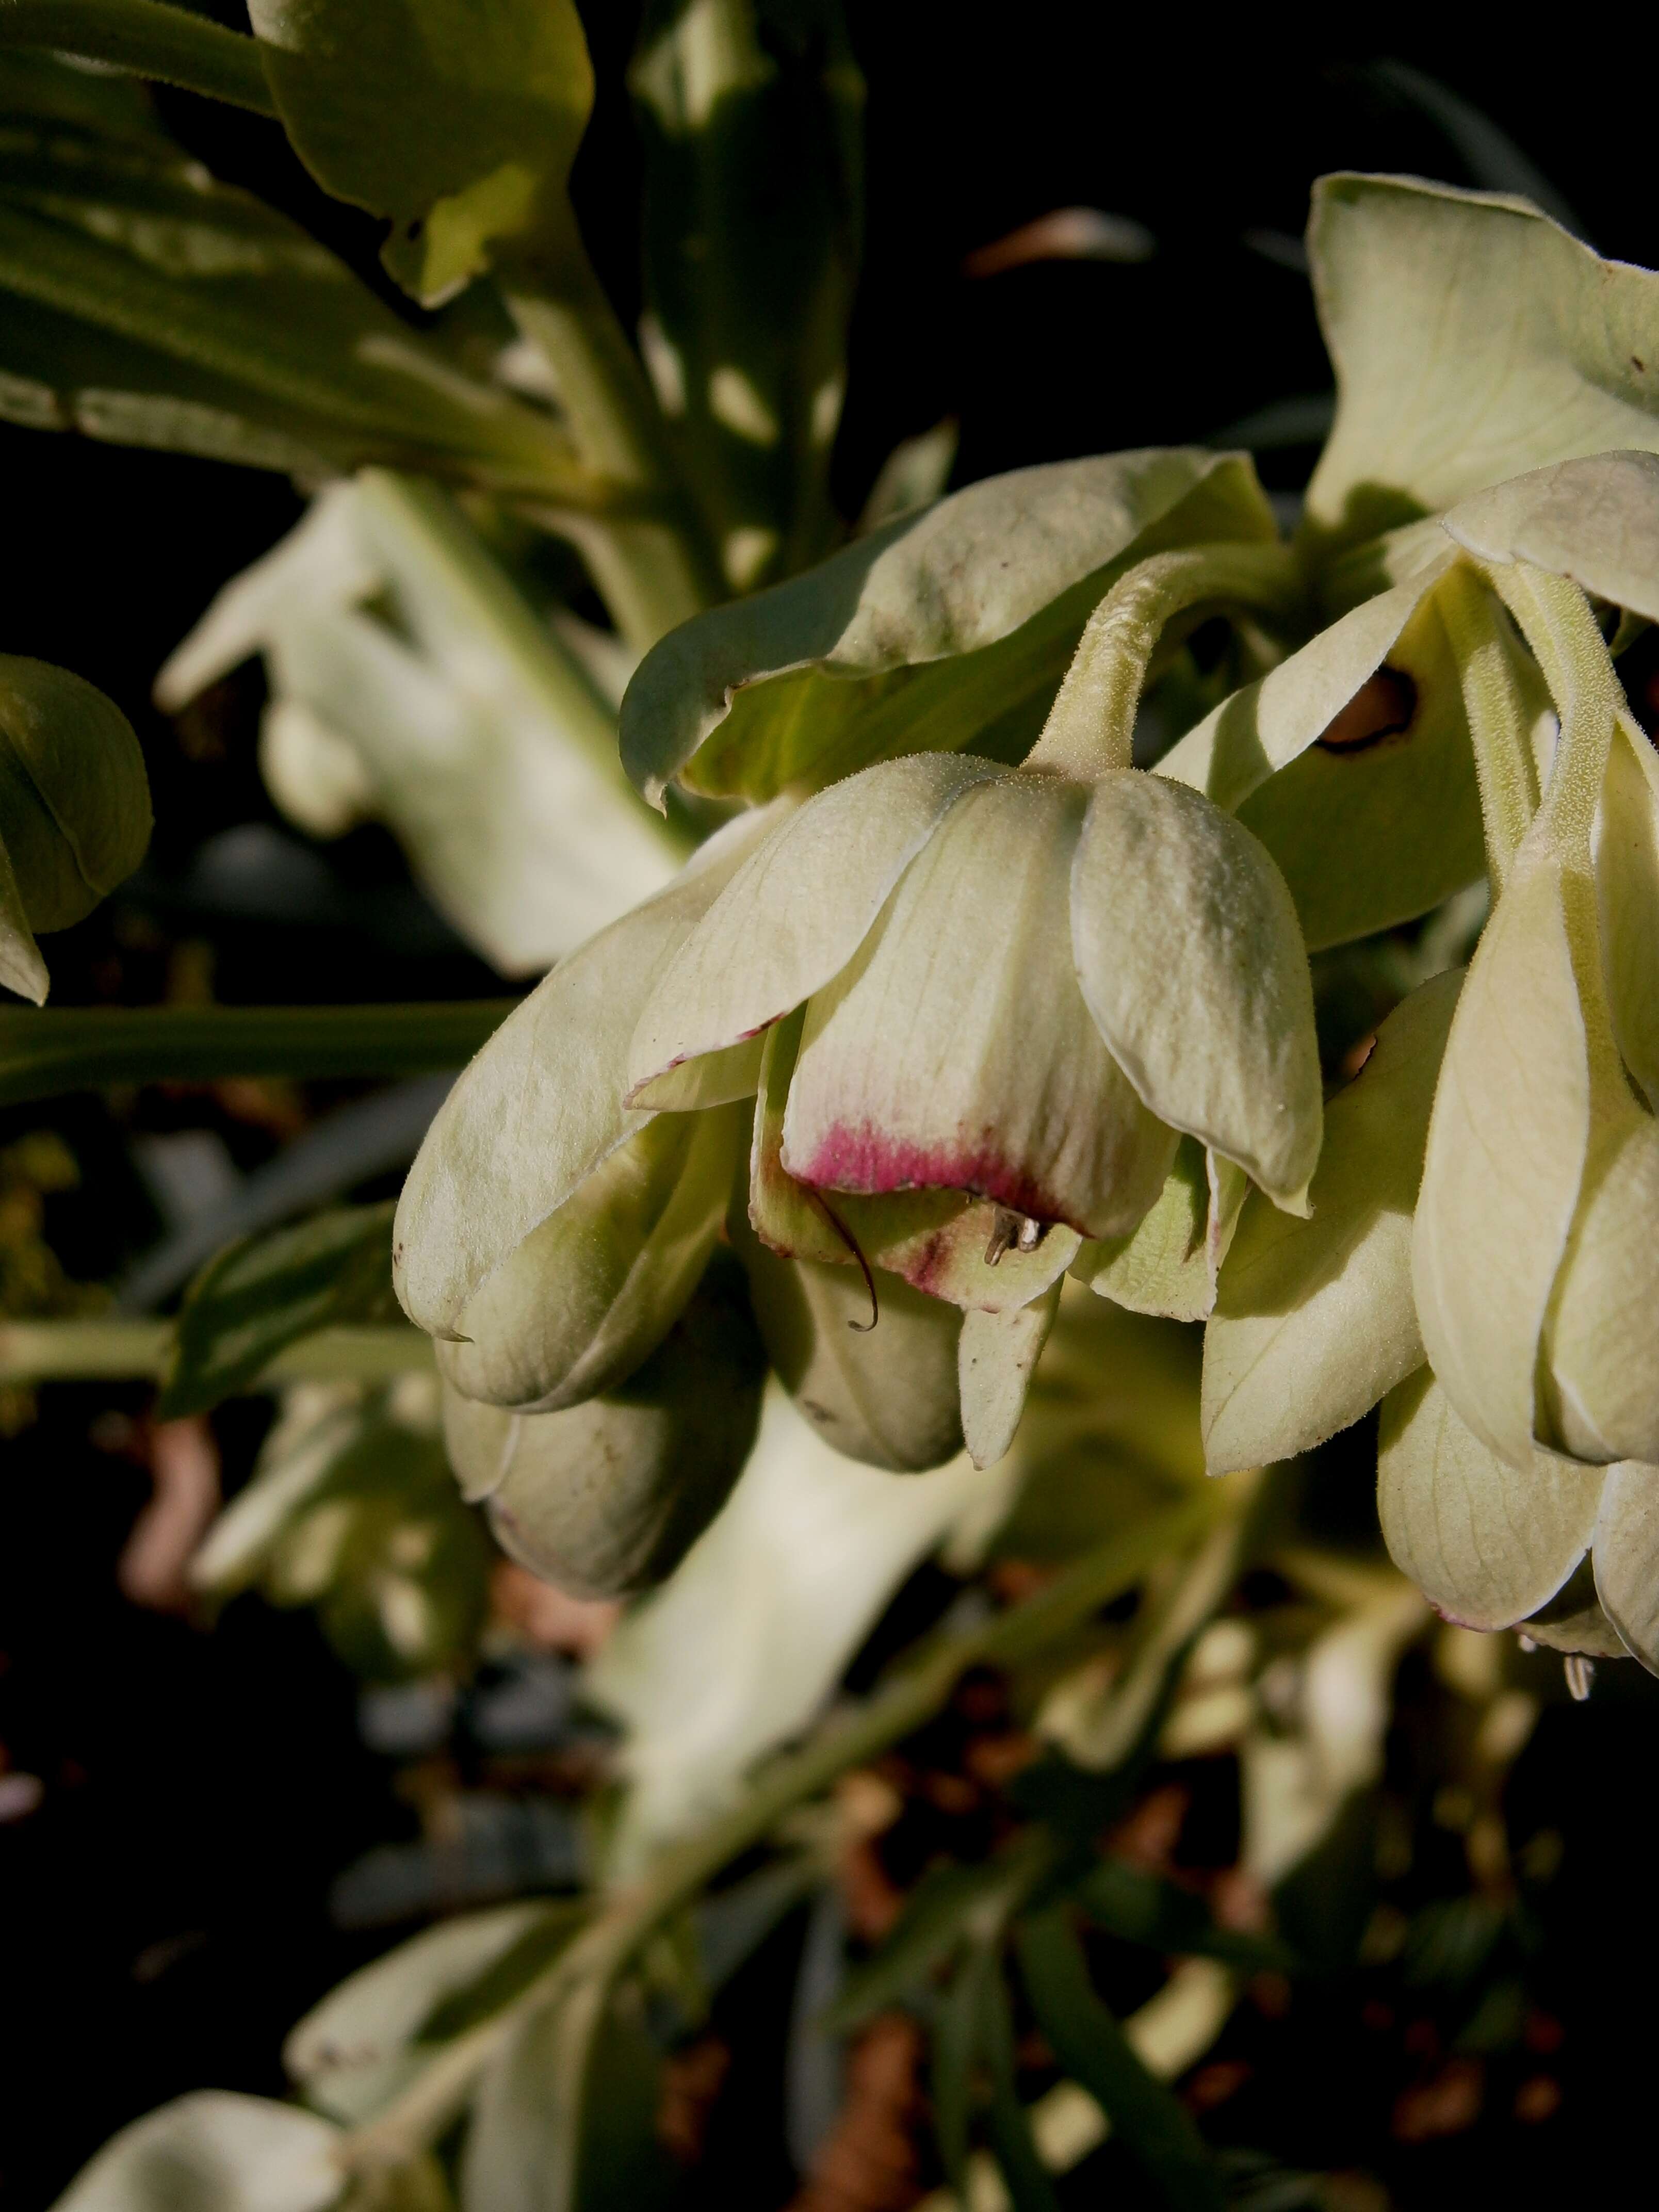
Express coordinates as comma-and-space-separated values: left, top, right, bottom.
623, 542, 1326, 1318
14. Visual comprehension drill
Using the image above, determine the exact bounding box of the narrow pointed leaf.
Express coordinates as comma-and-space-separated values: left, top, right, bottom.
1203, 969, 1461, 1473
160, 1201, 396, 1420
1015, 1909, 1224, 2212
1377, 1369, 1604, 1630
1542, 1107, 1659, 1465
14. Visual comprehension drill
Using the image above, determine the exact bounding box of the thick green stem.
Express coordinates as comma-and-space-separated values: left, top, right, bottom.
0, 1318, 432, 1386
1481, 562, 1621, 868
1026, 543, 1301, 778
0, 0, 275, 113
508, 261, 723, 651
0, 1000, 514, 1110
340, 1482, 1234, 2170
1437, 563, 1539, 893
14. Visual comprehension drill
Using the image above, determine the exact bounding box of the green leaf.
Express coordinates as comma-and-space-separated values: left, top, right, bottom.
0, 653, 150, 945
1202, 968, 1462, 1474
1304, 174, 1659, 554
286, 1901, 572, 2124
1072, 1859, 1293, 1975
825, 1834, 1052, 2032
1376, 1368, 1604, 1631
160, 1200, 397, 1419
1599, 718, 1659, 1111
50, 2092, 341, 2212
1015, 1908, 1224, 2212
981, 1957, 1064, 2212
461, 1976, 675, 2212
619, 447, 1277, 807
0, 72, 588, 496
0, 1, 275, 116
630, 0, 863, 584
246, 0, 594, 308
931, 1940, 996, 2199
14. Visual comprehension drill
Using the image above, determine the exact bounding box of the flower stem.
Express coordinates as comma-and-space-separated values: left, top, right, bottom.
0, 1000, 515, 1110
1026, 543, 1302, 778
0, 1319, 432, 1386
339, 1479, 1240, 2171
1480, 563, 1621, 869
1436, 563, 1539, 893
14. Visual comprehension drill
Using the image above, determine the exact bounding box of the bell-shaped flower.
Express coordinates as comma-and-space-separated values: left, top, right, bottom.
0, 654, 151, 1004
393, 801, 781, 1410
1377, 1364, 1659, 1676
624, 548, 1325, 1318
1410, 515, 1659, 1472
440, 1256, 766, 1599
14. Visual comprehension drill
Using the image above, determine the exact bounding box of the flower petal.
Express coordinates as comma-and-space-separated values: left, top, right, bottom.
1443, 452, 1659, 619
1542, 1108, 1659, 1465
1071, 772, 1321, 1207
394, 801, 779, 1340
1597, 717, 1659, 1109
784, 776, 1173, 1238
1412, 840, 1594, 1468
1305, 175, 1659, 549
1070, 1136, 1240, 1324
747, 1004, 1080, 1313
1202, 969, 1461, 1474
1591, 1461, 1659, 1674
628, 752, 1002, 1100
958, 1282, 1060, 1470
1378, 1369, 1604, 1632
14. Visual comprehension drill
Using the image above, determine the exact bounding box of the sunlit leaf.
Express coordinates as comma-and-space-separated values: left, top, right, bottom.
50, 2092, 340, 2212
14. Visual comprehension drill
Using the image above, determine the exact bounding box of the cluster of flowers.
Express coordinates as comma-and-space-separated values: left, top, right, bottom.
397, 175, 1659, 1669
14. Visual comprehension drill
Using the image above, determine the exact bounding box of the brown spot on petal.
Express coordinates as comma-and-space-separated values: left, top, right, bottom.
1316, 666, 1418, 754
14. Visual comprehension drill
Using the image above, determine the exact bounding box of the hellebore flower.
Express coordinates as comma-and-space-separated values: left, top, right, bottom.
624, 542, 1325, 1322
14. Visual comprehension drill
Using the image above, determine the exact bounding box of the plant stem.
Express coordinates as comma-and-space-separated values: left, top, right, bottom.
0, 1000, 515, 1109
0, 0, 275, 114
0, 1318, 432, 1386
1437, 563, 1539, 893
340, 1482, 1232, 2171
1026, 543, 1302, 778
506, 230, 723, 651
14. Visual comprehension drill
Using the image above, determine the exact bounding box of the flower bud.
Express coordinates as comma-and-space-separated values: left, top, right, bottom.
442, 1256, 766, 1598
0, 655, 151, 1003
436, 1101, 742, 1411
733, 1214, 964, 1471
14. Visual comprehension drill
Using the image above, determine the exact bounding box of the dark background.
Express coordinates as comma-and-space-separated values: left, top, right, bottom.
3, 9, 1658, 2206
